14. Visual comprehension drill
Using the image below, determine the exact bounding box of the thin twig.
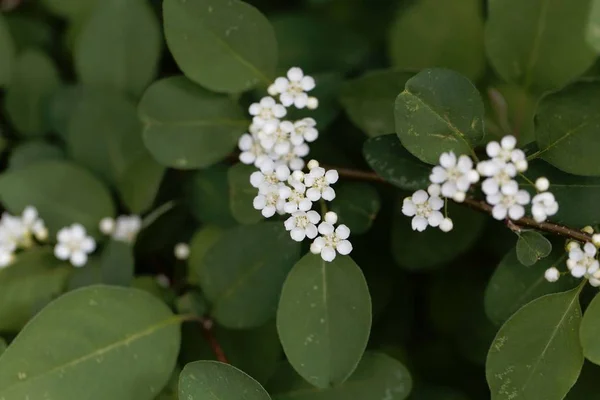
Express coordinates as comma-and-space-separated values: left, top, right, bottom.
199, 318, 228, 363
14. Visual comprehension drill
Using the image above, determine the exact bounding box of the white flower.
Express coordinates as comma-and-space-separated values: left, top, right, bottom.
486, 180, 530, 220
485, 135, 528, 172
54, 224, 96, 267
531, 192, 559, 223
284, 210, 321, 241
279, 143, 309, 171
544, 267, 560, 282
248, 96, 286, 127
567, 242, 599, 278
290, 118, 318, 145
304, 165, 338, 201
279, 182, 312, 213
257, 120, 294, 154
268, 67, 316, 109
0, 213, 27, 249
238, 133, 265, 166
112, 215, 142, 243
174, 243, 190, 260
20, 206, 47, 241
253, 183, 286, 218
429, 152, 479, 202
477, 160, 518, 196
401, 190, 444, 232
310, 222, 352, 262
250, 160, 290, 193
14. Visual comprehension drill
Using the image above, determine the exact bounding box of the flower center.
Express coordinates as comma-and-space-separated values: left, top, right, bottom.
500, 195, 517, 208
295, 215, 309, 228
288, 82, 303, 95
323, 233, 340, 248
416, 203, 432, 217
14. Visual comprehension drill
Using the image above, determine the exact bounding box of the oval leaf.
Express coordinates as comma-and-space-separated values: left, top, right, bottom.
228, 163, 263, 225
199, 222, 301, 329
188, 164, 238, 227
329, 182, 380, 234
118, 151, 165, 214
0, 285, 181, 399
277, 253, 372, 388
163, 0, 277, 93
0, 160, 115, 234
179, 361, 271, 400
580, 292, 600, 366
8, 140, 64, 171
516, 231, 552, 266
486, 287, 584, 400
139, 76, 246, 169
394, 68, 484, 164
100, 240, 134, 287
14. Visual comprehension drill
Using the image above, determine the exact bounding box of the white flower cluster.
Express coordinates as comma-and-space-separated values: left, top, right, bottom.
99, 215, 142, 244
402, 135, 559, 232
0, 206, 47, 268
545, 240, 600, 287
238, 67, 352, 262
54, 223, 96, 267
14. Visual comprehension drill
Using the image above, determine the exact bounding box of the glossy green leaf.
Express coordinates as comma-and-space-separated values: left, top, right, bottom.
0, 339, 5, 357
0, 285, 181, 399
391, 202, 485, 270
534, 81, 600, 176
179, 361, 271, 400
41, 0, 99, 20
269, 352, 411, 400
363, 134, 431, 191
388, 0, 484, 81
485, 0, 595, 92
4, 50, 60, 136
394, 68, 484, 164
340, 69, 413, 137
0, 160, 115, 234
489, 84, 537, 145
228, 163, 262, 225
0, 248, 71, 332
486, 287, 584, 400
66, 89, 145, 186
484, 248, 577, 325
329, 182, 381, 234
188, 225, 225, 284
118, 151, 165, 214
163, 0, 277, 93
100, 240, 134, 287
188, 164, 238, 227
0, 14, 15, 87
139, 76, 246, 169
515, 231, 552, 266
200, 222, 301, 328
45, 85, 84, 137
8, 140, 64, 171
74, 0, 161, 97
580, 292, 600, 366
277, 253, 372, 388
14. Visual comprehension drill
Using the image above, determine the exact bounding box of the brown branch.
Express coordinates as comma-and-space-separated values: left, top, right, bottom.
330, 165, 593, 243
199, 318, 228, 363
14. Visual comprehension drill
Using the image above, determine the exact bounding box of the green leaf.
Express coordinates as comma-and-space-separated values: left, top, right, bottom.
188, 225, 225, 285
340, 69, 413, 137
66, 89, 145, 186
0, 14, 15, 87
228, 163, 262, 225
408, 386, 468, 400
199, 222, 301, 329
118, 151, 165, 214
163, 0, 277, 93
188, 164, 238, 227
534, 81, 600, 176
394, 68, 484, 164
41, 0, 99, 20
277, 253, 372, 388
0, 160, 115, 235
100, 240, 134, 287
484, 247, 578, 326
391, 202, 485, 270
486, 287, 584, 400
176, 290, 207, 317
579, 292, 600, 366
8, 140, 64, 171
329, 182, 381, 234
485, 0, 595, 93
0, 339, 5, 356
487, 84, 537, 145
515, 231, 552, 266
0, 285, 181, 399
587, 0, 600, 52
0, 248, 71, 332
363, 134, 431, 191
45, 85, 83, 138
74, 0, 161, 97
5, 15, 54, 52
139, 76, 246, 169
268, 352, 411, 400
4, 49, 60, 136
388, 0, 485, 81
179, 361, 271, 400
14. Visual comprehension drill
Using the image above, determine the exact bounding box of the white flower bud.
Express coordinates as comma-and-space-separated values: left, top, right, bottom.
174, 243, 190, 260
535, 177, 550, 192
566, 241, 579, 252
306, 97, 319, 110
582, 226, 595, 234
324, 211, 338, 224
307, 159, 319, 170
99, 217, 115, 235
440, 218, 453, 232
544, 267, 560, 282
593, 234, 600, 248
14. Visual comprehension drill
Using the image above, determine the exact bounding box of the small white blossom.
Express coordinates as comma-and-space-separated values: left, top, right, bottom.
257, 120, 294, 154
535, 177, 550, 192
440, 217, 454, 232
310, 222, 352, 262
238, 133, 265, 166
279, 183, 312, 213
402, 190, 444, 232
304, 165, 338, 201
250, 160, 290, 193
112, 215, 142, 243
544, 267, 560, 282
268, 67, 316, 109
429, 152, 479, 202
253, 183, 286, 218
248, 96, 286, 128
485, 135, 528, 172
486, 180, 530, 220
290, 118, 318, 145
477, 160, 518, 196
567, 242, 599, 278
174, 243, 190, 260
531, 192, 559, 223
284, 210, 321, 241
0, 213, 28, 249
21, 206, 47, 241
54, 223, 96, 267
99, 217, 115, 235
